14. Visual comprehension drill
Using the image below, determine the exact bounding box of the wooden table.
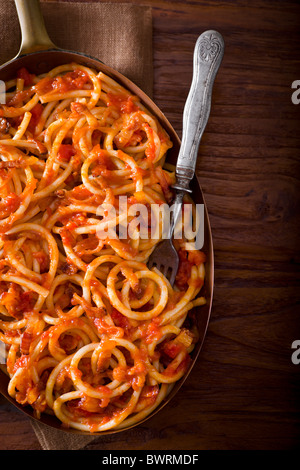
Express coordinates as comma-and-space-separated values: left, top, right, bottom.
1, 0, 300, 450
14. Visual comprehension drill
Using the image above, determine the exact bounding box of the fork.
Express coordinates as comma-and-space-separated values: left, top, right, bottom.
147, 30, 224, 285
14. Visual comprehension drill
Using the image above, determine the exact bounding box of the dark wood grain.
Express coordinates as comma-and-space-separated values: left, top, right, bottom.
1, 0, 300, 450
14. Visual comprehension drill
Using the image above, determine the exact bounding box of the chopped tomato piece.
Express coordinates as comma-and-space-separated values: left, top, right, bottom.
162, 341, 183, 359
0, 193, 21, 218
17, 67, 36, 87
188, 250, 206, 265
28, 103, 43, 133
175, 249, 192, 290
34, 70, 90, 95
175, 249, 206, 290
110, 308, 132, 332
57, 143, 76, 162
107, 93, 139, 114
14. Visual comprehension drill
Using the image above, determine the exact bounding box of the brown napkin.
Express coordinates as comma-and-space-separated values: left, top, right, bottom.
31, 418, 99, 450
0, 0, 153, 97
0, 0, 153, 450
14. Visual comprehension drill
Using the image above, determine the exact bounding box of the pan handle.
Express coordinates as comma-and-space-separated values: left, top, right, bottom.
14, 0, 57, 56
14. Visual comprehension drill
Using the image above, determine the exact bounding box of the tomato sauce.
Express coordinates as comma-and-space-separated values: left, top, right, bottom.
161, 341, 183, 359
93, 146, 115, 170
0, 117, 9, 134
7, 89, 33, 107
107, 93, 139, 114
17, 67, 36, 87
175, 253, 192, 291
110, 308, 132, 335
0, 193, 21, 218
13, 354, 30, 373
27, 103, 43, 134
112, 362, 146, 391
0, 283, 35, 318
32, 250, 49, 272
175, 249, 205, 291
34, 70, 90, 95
59, 212, 87, 232
154, 166, 174, 203
67, 185, 93, 201
144, 124, 156, 161
93, 316, 124, 338
57, 143, 76, 162
20, 330, 33, 355
73, 235, 100, 256
18, 291, 36, 312
188, 250, 206, 265
164, 353, 191, 378
75, 394, 112, 415
140, 318, 162, 345
27, 137, 47, 154
59, 228, 76, 247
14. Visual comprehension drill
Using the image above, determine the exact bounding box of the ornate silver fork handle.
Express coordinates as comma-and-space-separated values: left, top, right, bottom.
170, 30, 224, 235
148, 31, 224, 285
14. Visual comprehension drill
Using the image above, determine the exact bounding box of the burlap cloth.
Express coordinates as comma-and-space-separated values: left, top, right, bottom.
0, 0, 153, 97
0, 0, 153, 450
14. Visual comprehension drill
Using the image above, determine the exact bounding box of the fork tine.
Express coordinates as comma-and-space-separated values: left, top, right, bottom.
159, 264, 166, 277
148, 259, 156, 270
149, 261, 177, 286
160, 264, 173, 283
149, 259, 165, 276
169, 268, 176, 286
147, 239, 179, 286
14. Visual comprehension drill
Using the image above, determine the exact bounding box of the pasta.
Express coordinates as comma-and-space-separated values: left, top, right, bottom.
0, 63, 206, 432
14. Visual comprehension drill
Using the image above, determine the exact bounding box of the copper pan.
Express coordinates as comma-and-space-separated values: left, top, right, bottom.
0, 0, 214, 435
